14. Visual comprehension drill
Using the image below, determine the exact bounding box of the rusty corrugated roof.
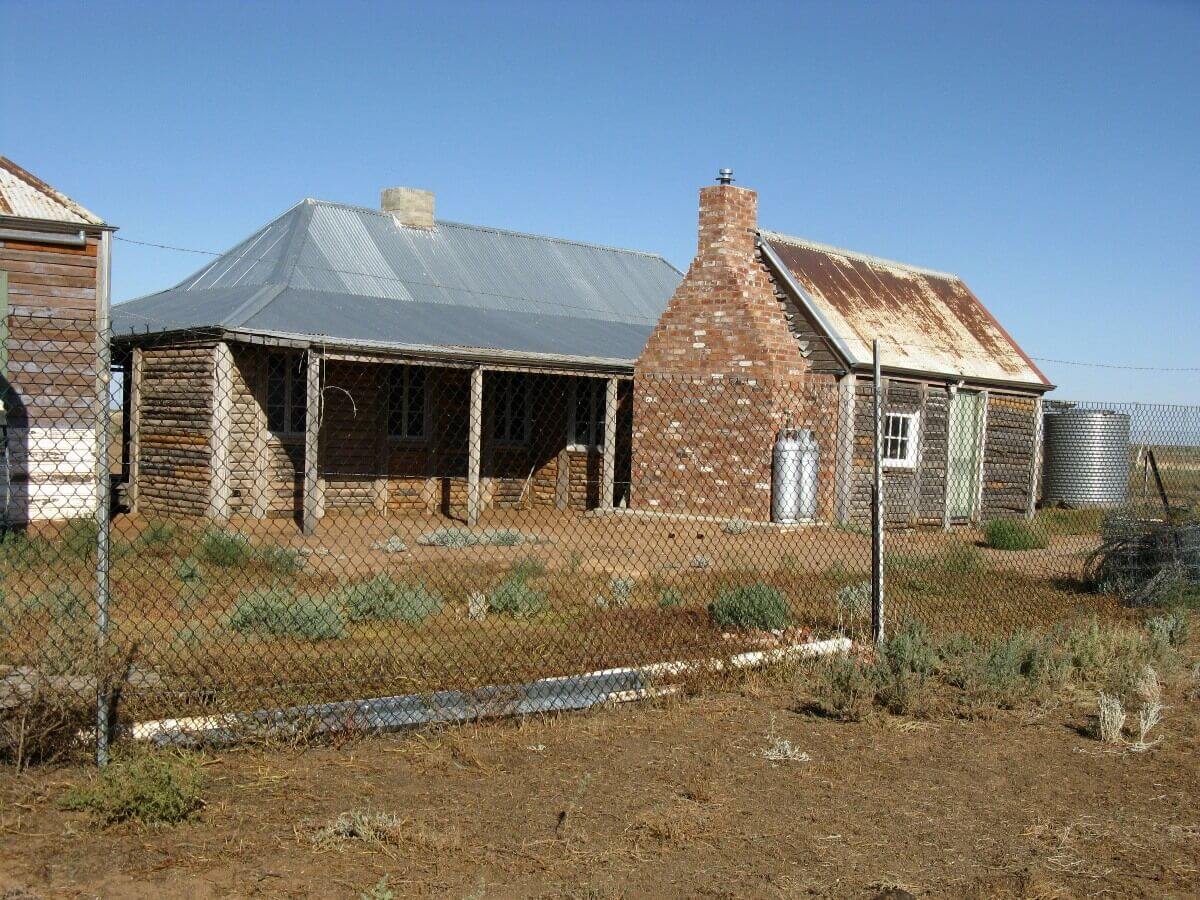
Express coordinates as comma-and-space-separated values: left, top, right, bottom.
761, 231, 1049, 387
0, 157, 104, 225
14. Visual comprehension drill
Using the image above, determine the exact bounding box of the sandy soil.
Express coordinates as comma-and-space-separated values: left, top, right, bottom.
2, 663, 1197, 899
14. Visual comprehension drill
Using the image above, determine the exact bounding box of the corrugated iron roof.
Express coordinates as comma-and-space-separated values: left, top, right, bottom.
114, 199, 680, 363
761, 231, 1049, 387
0, 157, 104, 225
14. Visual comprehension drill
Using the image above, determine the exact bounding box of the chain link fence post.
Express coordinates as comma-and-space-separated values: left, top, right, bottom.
93, 230, 113, 767
871, 338, 885, 644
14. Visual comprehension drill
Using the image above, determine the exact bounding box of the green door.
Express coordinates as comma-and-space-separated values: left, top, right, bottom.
947, 390, 983, 519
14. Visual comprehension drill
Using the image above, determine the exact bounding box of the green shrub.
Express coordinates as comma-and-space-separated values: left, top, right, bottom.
25, 585, 88, 622
872, 620, 938, 715
0, 531, 50, 569
937, 541, 987, 575
198, 528, 254, 567
708, 583, 791, 631
835, 581, 871, 631
138, 519, 177, 554
944, 631, 1066, 709
488, 572, 547, 617
657, 588, 683, 609
813, 655, 876, 721
1146, 610, 1190, 650
257, 545, 304, 576
609, 576, 635, 607
228, 589, 346, 639
61, 752, 204, 826
984, 518, 1049, 551
59, 518, 99, 561
342, 576, 443, 623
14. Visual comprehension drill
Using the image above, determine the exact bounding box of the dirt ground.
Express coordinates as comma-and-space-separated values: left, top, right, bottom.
3, 662, 1197, 899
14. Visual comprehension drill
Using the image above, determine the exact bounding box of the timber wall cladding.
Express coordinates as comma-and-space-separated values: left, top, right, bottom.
982, 393, 1037, 518
135, 345, 215, 517
1, 235, 99, 521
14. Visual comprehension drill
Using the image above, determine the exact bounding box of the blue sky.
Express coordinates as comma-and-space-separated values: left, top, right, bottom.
3, 0, 1197, 403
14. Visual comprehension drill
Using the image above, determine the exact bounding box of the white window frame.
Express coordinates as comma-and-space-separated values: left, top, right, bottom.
265, 352, 308, 437
567, 379, 605, 451
387, 365, 428, 442
491, 372, 530, 446
882, 411, 920, 468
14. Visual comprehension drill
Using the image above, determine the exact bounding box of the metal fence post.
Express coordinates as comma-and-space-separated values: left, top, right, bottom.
94, 230, 113, 767
871, 338, 885, 644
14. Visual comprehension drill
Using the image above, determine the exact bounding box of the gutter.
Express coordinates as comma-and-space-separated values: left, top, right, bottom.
112, 325, 640, 376
0, 214, 115, 238
849, 361, 1055, 394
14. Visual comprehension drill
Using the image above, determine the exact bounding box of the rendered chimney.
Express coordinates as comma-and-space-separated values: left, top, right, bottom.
381, 187, 435, 229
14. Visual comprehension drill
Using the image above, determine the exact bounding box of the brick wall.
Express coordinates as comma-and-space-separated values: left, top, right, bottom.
632, 184, 838, 522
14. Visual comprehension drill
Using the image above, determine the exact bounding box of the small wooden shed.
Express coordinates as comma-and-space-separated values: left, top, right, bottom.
0, 157, 113, 524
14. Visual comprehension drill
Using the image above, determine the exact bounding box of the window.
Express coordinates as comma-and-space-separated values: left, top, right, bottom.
882, 412, 919, 467
569, 379, 606, 449
266, 352, 307, 435
492, 372, 529, 444
388, 366, 427, 440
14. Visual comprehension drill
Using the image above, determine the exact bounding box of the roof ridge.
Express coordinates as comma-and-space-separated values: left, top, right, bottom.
305, 197, 676, 264
0, 156, 104, 225
759, 229, 959, 280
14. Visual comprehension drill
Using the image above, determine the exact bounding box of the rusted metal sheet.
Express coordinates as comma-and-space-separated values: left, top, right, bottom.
762, 232, 1048, 387
0, 157, 104, 225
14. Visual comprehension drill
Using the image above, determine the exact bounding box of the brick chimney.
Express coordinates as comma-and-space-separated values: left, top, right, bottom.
631, 171, 825, 522
636, 171, 797, 380
381, 186, 435, 229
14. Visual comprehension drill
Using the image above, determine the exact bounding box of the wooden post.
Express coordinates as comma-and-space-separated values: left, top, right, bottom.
302, 348, 323, 535
1027, 395, 1043, 520
972, 390, 990, 525
127, 348, 142, 512
942, 384, 956, 531
909, 382, 928, 526
250, 353, 270, 519
209, 342, 234, 522
467, 366, 482, 525
600, 377, 618, 510
834, 374, 855, 524
374, 366, 390, 513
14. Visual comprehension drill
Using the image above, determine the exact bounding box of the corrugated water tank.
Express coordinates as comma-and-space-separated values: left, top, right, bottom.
1042, 408, 1130, 507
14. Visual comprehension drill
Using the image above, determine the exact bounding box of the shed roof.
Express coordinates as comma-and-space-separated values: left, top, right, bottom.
0, 157, 104, 225
113, 199, 680, 364
760, 231, 1050, 388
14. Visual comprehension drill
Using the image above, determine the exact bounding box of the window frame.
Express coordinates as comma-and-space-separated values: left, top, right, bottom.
491, 372, 531, 446
567, 379, 606, 451
265, 352, 308, 437
881, 411, 920, 469
387, 365, 428, 442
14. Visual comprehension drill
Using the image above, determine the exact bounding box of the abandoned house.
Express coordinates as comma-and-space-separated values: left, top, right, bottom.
111, 188, 681, 532
112, 174, 1052, 532
1, 157, 113, 524
633, 173, 1053, 527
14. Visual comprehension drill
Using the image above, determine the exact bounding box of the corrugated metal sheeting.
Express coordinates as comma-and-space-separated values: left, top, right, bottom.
0, 157, 104, 225
762, 231, 1049, 387
114, 199, 680, 362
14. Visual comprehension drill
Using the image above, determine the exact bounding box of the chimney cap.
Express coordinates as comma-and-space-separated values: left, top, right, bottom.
716, 168, 735, 185
381, 186, 435, 229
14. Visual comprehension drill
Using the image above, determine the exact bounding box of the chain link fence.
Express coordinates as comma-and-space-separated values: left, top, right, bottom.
2, 314, 1196, 760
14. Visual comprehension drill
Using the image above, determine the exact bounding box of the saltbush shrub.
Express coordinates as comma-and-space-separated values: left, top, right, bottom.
228, 589, 346, 639
257, 545, 304, 576
342, 576, 443, 624
657, 588, 683, 609
198, 528, 254, 568
487, 570, 547, 617
708, 583, 791, 631
984, 518, 1049, 551
61, 752, 204, 825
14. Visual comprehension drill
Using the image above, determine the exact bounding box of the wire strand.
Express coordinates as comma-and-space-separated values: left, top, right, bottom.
115, 235, 1198, 375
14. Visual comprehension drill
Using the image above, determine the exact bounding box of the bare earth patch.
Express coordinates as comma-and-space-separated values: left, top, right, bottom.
2, 667, 1198, 898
